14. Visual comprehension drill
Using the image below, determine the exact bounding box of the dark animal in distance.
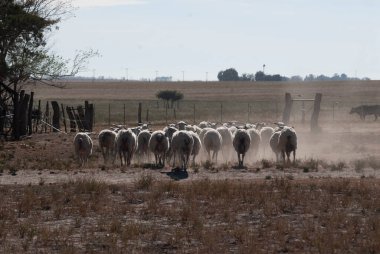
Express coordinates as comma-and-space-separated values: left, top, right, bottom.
350, 105, 380, 120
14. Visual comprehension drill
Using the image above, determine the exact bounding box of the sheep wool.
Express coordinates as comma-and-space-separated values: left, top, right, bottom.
149, 130, 169, 167
233, 129, 251, 167
74, 132, 93, 166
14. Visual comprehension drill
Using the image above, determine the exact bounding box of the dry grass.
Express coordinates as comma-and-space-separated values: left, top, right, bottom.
0, 178, 379, 253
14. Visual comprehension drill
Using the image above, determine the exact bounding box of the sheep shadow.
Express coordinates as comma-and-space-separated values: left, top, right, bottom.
165, 167, 189, 181
142, 163, 165, 170
232, 165, 248, 170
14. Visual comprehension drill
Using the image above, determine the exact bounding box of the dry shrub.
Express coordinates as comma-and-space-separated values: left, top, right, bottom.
134, 173, 154, 190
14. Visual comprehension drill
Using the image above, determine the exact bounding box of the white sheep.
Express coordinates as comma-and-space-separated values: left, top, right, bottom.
98, 129, 117, 164
269, 131, 281, 162
74, 132, 93, 166
136, 130, 152, 163
171, 130, 194, 170
149, 130, 169, 167
217, 126, 233, 161
260, 126, 275, 155
189, 131, 202, 166
163, 126, 179, 163
233, 129, 251, 167
116, 129, 137, 166
228, 126, 238, 135
199, 127, 213, 146
177, 121, 187, 130
247, 128, 261, 160
203, 129, 222, 163
198, 121, 210, 129
277, 126, 297, 164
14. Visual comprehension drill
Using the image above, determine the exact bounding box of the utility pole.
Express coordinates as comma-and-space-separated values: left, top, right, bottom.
263, 64, 266, 73
206, 72, 208, 82
182, 70, 185, 82
125, 68, 128, 81
155, 70, 158, 81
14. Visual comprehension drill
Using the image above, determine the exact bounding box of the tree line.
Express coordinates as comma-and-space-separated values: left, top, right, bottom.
217, 68, 370, 82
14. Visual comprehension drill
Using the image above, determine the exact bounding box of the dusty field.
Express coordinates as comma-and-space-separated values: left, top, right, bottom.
0, 80, 378, 252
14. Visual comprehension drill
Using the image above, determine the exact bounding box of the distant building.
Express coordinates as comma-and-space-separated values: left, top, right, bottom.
155, 76, 172, 82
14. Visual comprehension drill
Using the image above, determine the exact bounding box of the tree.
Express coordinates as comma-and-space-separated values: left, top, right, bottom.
217, 68, 239, 81
0, 0, 97, 139
239, 73, 254, 81
156, 90, 184, 108
255, 71, 265, 81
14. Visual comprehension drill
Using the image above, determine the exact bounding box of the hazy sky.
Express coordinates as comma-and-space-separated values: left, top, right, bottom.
52, 0, 380, 80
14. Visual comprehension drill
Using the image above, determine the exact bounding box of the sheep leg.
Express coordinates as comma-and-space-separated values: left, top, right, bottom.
237, 152, 241, 166
293, 150, 296, 164
162, 153, 166, 167
155, 153, 158, 166
119, 151, 124, 166
242, 153, 245, 167
101, 147, 106, 162
286, 151, 291, 164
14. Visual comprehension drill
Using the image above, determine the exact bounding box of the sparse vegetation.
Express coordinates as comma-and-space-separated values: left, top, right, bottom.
0, 178, 379, 252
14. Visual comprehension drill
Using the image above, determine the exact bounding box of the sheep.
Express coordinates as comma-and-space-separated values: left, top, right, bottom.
98, 129, 117, 164
148, 130, 169, 167
171, 130, 194, 170
198, 121, 210, 129
260, 126, 275, 155
247, 128, 261, 160
228, 126, 238, 135
136, 130, 152, 163
177, 121, 187, 130
233, 129, 251, 167
189, 131, 202, 166
203, 129, 222, 163
163, 126, 179, 163
74, 132, 93, 166
269, 131, 281, 162
217, 126, 233, 161
277, 126, 297, 164
199, 127, 213, 145
116, 129, 137, 166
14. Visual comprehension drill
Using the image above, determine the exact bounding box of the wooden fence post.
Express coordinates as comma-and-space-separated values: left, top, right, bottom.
27, 92, 34, 135
311, 93, 322, 132
51, 101, 60, 132
44, 101, 49, 133
123, 103, 126, 125
282, 93, 293, 125
84, 101, 94, 132
61, 104, 67, 133
66, 107, 76, 132
138, 102, 142, 124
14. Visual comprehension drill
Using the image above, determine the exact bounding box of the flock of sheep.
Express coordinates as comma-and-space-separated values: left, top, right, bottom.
73, 121, 298, 170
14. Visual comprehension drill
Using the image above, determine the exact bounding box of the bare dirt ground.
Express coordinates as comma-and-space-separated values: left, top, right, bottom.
1, 121, 380, 186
